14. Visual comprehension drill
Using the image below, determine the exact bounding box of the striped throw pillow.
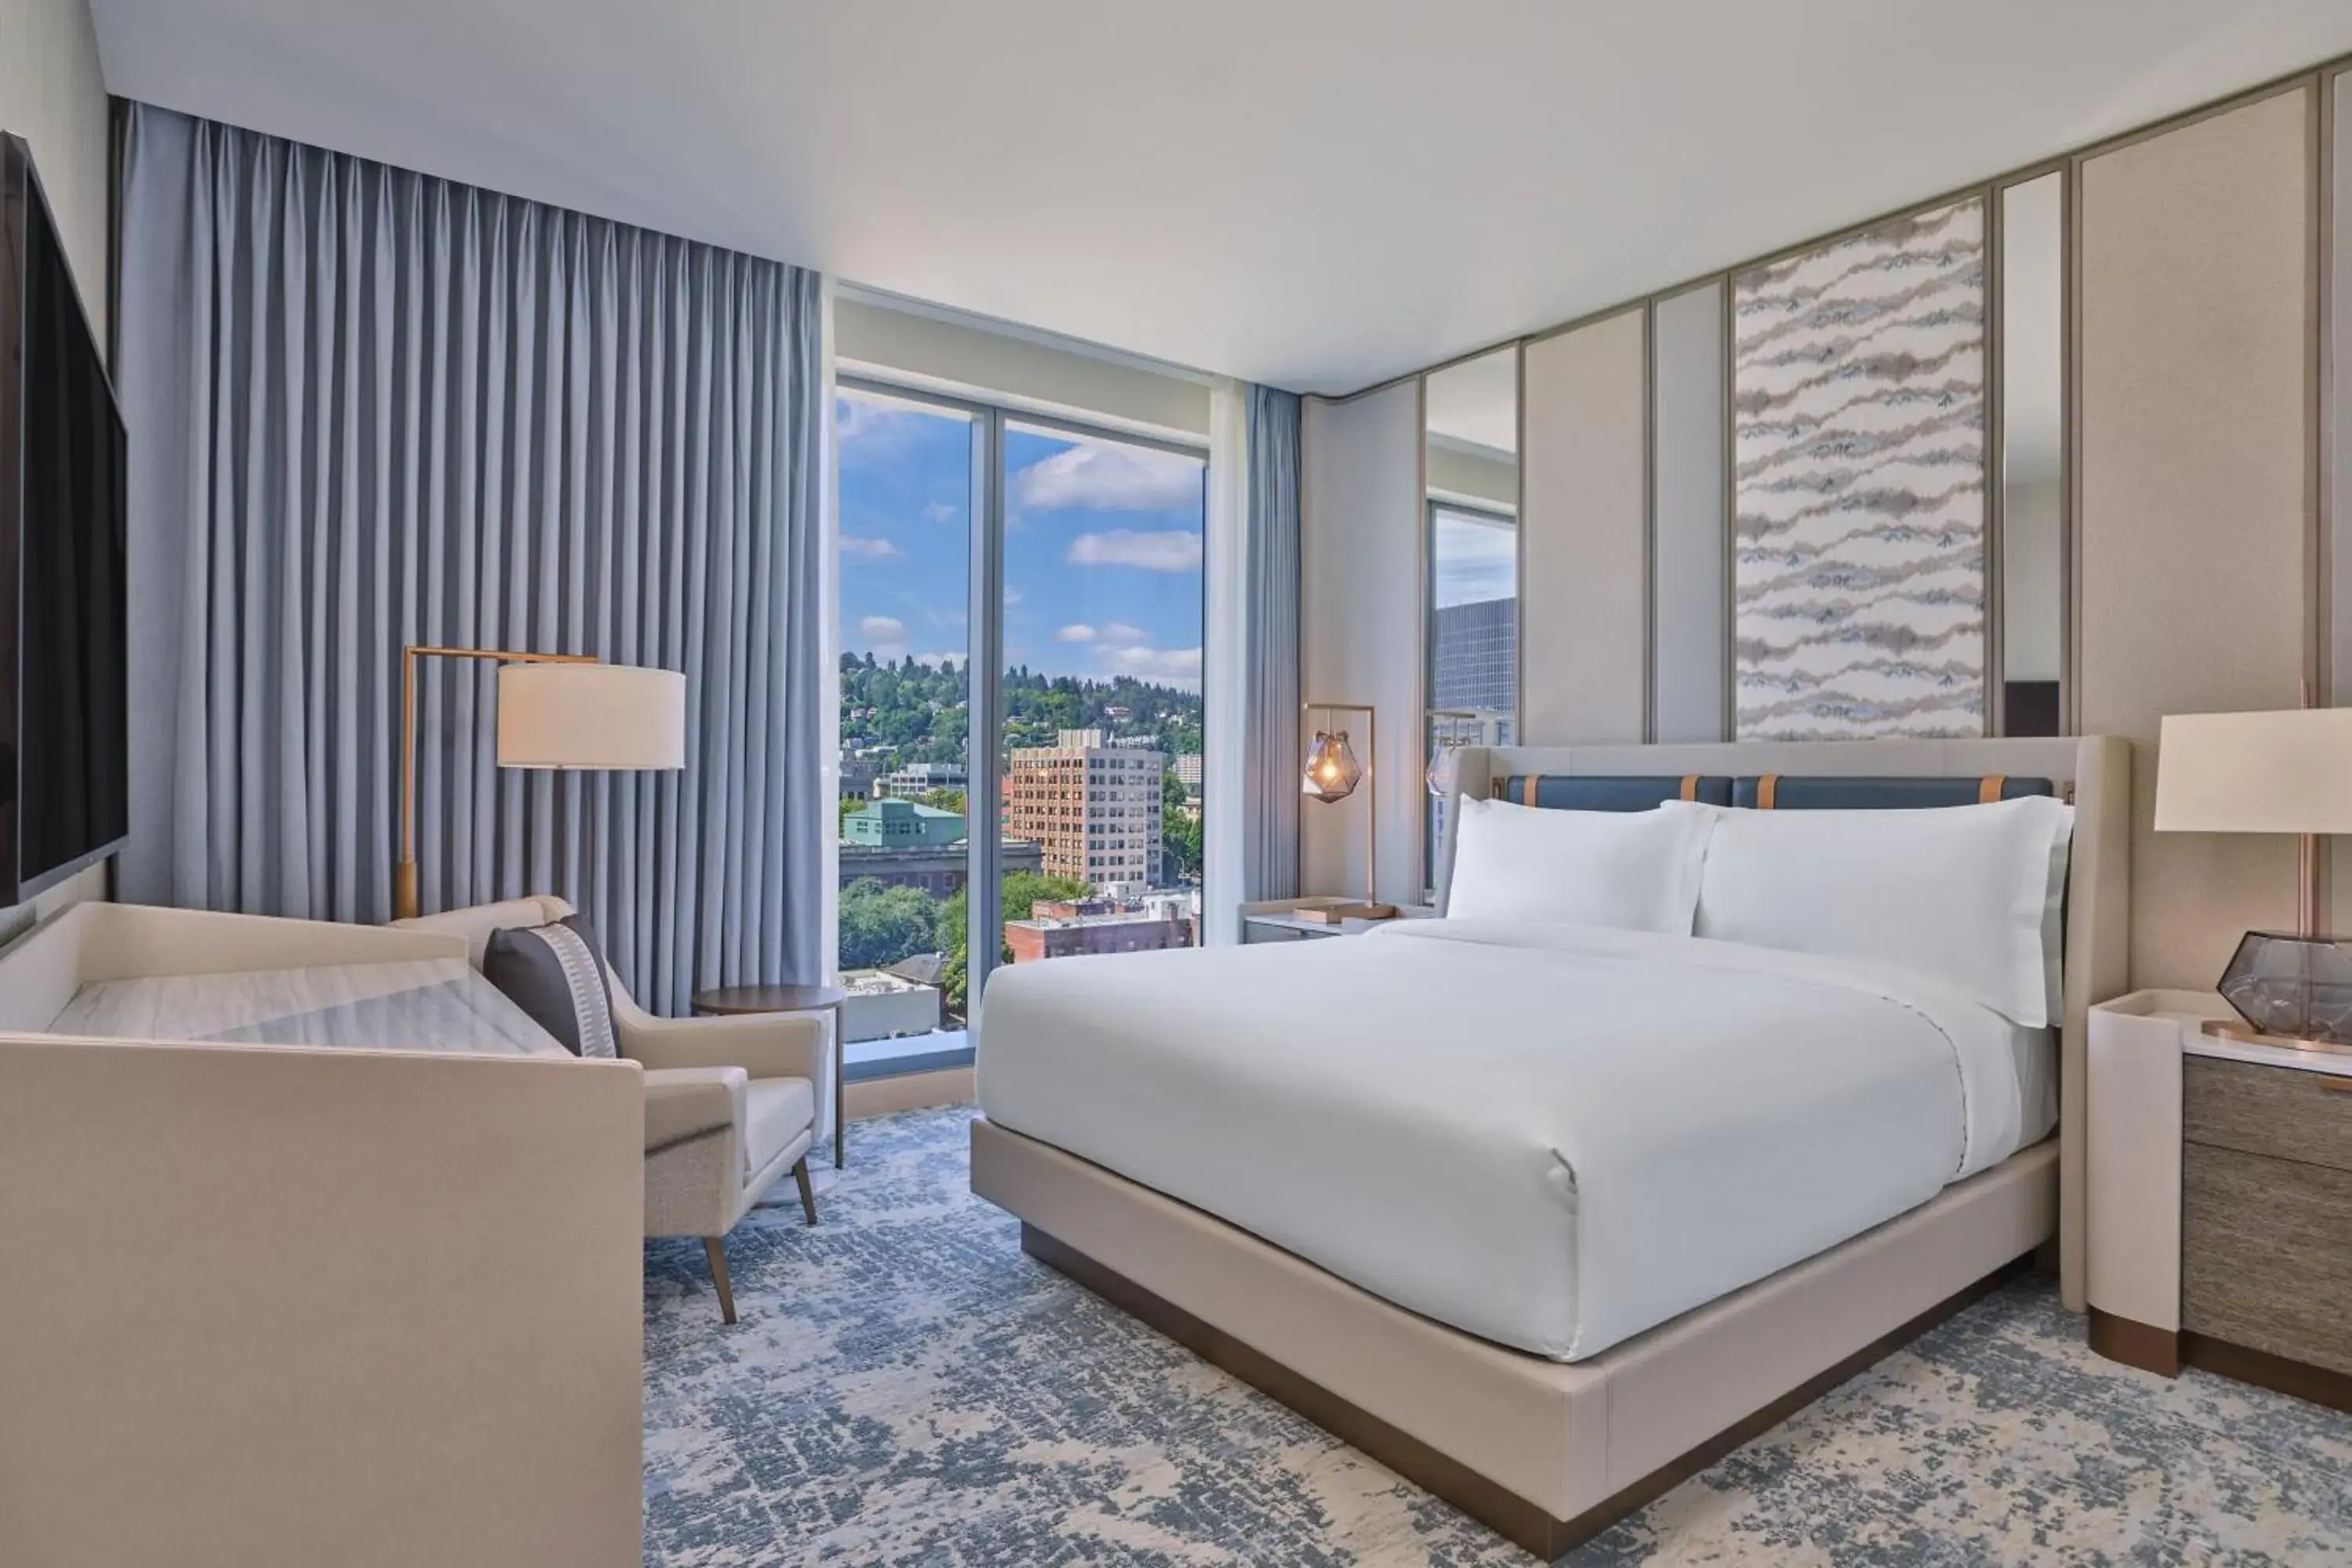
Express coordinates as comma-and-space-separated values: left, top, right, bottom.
483, 915, 619, 1059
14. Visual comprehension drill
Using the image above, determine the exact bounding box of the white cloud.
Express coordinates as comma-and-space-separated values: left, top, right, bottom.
1432, 511, 1517, 608
923, 502, 960, 524
1098, 644, 1203, 691
1004, 588, 1024, 606
1012, 441, 1203, 513
858, 615, 909, 656
912, 651, 961, 670
1066, 529, 1203, 572
840, 535, 902, 561
834, 395, 931, 470
1054, 623, 1097, 644
1098, 622, 1149, 647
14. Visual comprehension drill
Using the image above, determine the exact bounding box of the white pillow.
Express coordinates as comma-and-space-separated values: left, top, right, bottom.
1675, 794, 2074, 1026
1445, 797, 1715, 934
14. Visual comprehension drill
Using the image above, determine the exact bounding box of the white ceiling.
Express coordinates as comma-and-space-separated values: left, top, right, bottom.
92, 0, 2352, 395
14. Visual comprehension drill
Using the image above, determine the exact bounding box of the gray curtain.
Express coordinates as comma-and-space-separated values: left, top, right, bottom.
1242, 384, 1302, 901
115, 103, 825, 1014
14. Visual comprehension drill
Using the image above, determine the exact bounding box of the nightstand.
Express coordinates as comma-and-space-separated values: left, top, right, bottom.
2085, 989, 2352, 1410
1237, 897, 1434, 944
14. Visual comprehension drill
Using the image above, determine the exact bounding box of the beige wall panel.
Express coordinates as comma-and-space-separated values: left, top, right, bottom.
1301, 383, 1424, 906
2078, 86, 2313, 990
1522, 310, 1648, 744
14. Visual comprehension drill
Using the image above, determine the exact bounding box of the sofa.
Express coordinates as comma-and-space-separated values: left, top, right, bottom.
397, 895, 826, 1323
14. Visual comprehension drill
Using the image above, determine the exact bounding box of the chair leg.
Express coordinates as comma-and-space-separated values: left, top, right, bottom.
793, 1156, 818, 1227
702, 1236, 736, 1325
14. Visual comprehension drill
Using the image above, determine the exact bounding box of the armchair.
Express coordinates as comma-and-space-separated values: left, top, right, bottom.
396, 896, 826, 1323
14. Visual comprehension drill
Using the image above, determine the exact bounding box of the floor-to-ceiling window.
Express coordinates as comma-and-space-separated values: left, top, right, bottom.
835, 386, 975, 1054
836, 381, 1206, 1060
997, 419, 1206, 977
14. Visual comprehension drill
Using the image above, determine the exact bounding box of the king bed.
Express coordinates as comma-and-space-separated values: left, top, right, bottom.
969, 736, 2130, 1559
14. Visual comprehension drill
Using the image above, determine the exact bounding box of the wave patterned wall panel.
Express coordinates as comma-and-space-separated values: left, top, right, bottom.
1733, 198, 1987, 740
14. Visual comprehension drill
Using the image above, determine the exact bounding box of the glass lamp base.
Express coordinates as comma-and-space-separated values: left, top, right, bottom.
2216, 930, 2352, 1049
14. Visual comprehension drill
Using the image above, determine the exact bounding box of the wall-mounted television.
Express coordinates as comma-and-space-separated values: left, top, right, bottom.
0, 132, 128, 906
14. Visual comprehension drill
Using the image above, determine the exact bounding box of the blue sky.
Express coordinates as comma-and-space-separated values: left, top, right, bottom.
837, 390, 1207, 691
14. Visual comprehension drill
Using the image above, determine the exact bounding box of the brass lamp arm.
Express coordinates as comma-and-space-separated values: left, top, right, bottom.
394, 644, 598, 920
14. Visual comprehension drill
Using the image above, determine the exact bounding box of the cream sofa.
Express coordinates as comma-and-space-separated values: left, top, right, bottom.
0, 901, 644, 1568
397, 895, 826, 1323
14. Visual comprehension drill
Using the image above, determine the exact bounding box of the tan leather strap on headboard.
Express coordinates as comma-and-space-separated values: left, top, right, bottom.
1523, 775, 1538, 807
1756, 774, 1780, 809
1679, 774, 1700, 801
1977, 775, 2005, 804
1491, 778, 1507, 800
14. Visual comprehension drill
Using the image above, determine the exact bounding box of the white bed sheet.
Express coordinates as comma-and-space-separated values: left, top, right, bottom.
976, 920, 2053, 1362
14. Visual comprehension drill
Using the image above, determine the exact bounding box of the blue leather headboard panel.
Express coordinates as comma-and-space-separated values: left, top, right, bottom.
1730, 775, 2058, 810
1493, 774, 1734, 811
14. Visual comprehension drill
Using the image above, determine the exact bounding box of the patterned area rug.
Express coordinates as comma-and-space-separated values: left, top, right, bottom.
644, 1105, 2352, 1566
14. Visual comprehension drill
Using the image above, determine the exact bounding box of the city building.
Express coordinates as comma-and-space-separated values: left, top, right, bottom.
873, 760, 968, 800
842, 798, 964, 847
1004, 728, 1163, 889
841, 793, 1039, 897
839, 837, 1041, 898
1002, 902, 1196, 963
1431, 596, 1517, 717
1174, 753, 1203, 789
837, 967, 943, 1043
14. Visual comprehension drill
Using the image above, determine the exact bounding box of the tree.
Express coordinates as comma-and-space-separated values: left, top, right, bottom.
913, 787, 967, 815
1160, 768, 1202, 882
1163, 809, 1203, 884
936, 871, 1091, 1014
836, 878, 942, 970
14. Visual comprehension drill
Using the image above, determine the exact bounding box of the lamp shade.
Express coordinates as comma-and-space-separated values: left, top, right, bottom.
497, 662, 686, 770
2154, 708, 2352, 835
1301, 729, 1363, 802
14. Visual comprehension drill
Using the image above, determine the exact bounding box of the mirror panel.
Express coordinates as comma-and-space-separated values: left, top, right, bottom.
1421, 347, 1519, 894
2000, 172, 2065, 736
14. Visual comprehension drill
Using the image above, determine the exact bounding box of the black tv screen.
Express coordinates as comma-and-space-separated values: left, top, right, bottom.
0, 133, 127, 906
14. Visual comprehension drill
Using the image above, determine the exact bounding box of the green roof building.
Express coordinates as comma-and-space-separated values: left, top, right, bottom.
842, 798, 966, 848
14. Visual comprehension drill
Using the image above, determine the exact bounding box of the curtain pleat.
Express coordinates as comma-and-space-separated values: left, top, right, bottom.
117, 102, 825, 1014
1243, 384, 1303, 902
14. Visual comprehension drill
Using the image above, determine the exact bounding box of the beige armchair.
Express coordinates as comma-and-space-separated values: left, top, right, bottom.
396, 895, 825, 1323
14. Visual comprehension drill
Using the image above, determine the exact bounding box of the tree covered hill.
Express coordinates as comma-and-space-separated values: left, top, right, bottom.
840, 653, 1203, 766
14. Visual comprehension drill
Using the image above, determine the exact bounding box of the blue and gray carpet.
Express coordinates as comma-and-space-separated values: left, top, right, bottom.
644, 1105, 2352, 1566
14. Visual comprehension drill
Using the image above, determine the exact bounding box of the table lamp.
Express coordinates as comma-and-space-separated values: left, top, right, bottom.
1300, 700, 1394, 921
395, 645, 687, 920
2154, 706, 2352, 1051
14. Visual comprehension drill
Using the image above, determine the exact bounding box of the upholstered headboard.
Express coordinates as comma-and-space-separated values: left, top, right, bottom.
1438, 735, 2132, 1316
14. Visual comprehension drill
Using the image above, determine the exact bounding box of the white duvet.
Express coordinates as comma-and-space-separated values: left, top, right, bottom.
976, 919, 2054, 1362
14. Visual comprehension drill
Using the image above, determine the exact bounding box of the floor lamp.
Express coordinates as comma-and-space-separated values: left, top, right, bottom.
395, 644, 688, 920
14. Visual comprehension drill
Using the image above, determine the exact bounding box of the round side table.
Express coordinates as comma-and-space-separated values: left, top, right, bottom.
691, 983, 850, 1167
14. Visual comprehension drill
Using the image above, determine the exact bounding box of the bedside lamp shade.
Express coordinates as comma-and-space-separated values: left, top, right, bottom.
2154, 709, 2352, 837
497, 662, 686, 770
2155, 706, 2352, 1050
1301, 729, 1363, 802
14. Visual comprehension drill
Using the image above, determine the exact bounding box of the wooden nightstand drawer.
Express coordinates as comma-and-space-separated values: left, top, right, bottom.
2183, 1055, 2352, 1173
2183, 1143, 2352, 1377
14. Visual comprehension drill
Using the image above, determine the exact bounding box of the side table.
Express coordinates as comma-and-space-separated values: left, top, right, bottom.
692, 983, 851, 1168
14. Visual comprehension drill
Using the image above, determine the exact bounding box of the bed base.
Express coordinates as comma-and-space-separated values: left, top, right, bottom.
974, 1117, 2056, 1563
1025, 1223, 2027, 1559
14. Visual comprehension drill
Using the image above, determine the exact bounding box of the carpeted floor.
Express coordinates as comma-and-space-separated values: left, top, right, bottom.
643, 1105, 2352, 1566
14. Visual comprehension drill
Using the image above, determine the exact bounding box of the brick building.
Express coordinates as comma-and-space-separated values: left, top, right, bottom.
1003, 729, 1163, 891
